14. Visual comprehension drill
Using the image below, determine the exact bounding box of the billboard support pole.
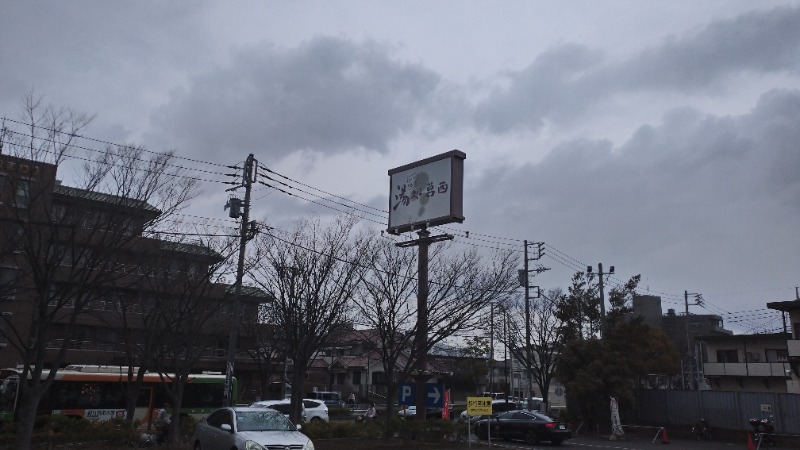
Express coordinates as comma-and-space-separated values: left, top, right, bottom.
397, 227, 452, 420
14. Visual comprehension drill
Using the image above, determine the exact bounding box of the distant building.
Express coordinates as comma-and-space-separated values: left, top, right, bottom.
697, 332, 790, 392
630, 295, 733, 389
0, 154, 268, 399
766, 299, 800, 394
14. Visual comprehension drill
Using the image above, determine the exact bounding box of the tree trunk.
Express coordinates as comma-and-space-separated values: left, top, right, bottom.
15, 394, 40, 450
289, 368, 306, 424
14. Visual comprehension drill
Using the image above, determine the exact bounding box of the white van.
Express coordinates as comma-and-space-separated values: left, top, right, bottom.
250, 399, 306, 422
306, 391, 344, 407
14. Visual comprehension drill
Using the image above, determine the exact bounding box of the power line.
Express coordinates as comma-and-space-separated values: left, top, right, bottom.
1, 116, 230, 169
7, 120, 789, 323
1, 127, 231, 185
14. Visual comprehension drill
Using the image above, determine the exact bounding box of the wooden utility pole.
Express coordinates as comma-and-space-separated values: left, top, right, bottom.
224, 153, 256, 405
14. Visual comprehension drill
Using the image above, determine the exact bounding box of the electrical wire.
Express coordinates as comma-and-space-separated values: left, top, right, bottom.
4, 119, 789, 334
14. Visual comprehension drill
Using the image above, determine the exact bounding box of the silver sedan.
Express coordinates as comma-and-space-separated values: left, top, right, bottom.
191, 406, 314, 450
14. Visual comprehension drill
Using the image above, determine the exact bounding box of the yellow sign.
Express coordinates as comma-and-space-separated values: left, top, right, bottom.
466, 396, 492, 415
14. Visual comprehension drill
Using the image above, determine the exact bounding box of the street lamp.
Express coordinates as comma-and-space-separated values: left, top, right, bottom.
586, 264, 614, 337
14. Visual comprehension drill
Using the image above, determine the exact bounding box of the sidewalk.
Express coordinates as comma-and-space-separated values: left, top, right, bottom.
568, 432, 786, 450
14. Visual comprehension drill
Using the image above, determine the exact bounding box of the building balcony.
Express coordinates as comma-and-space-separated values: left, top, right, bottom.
704, 362, 790, 377
787, 339, 800, 358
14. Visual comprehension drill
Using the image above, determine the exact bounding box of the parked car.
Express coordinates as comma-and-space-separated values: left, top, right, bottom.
251, 399, 307, 422
397, 405, 416, 418
474, 410, 572, 445
459, 399, 524, 423
306, 390, 345, 407
302, 399, 330, 422
397, 405, 452, 419
191, 406, 315, 450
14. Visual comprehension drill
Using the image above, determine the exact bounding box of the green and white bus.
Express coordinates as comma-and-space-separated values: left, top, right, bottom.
0, 365, 236, 427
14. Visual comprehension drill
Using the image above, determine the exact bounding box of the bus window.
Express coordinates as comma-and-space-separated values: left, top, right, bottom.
0, 377, 17, 412
183, 383, 224, 408
78, 383, 102, 408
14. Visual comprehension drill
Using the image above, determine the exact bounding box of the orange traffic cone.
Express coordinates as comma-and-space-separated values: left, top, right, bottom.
747, 433, 755, 450
660, 427, 670, 444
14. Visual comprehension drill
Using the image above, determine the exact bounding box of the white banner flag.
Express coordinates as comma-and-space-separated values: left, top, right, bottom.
610, 396, 625, 440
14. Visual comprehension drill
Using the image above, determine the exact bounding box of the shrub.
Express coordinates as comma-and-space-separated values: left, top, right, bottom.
303, 419, 384, 440
327, 405, 355, 420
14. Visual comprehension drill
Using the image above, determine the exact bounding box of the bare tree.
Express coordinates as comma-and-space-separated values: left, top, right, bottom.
2, 91, 95, 163
505, 288, 566, 411
143, 239, 237, 446
242, 306, 283, 401
0, 98, 199, 450
353, 237, 519, 418
351, 237, 418, 418
91, 229, 237, 435
248, 215, 371, 423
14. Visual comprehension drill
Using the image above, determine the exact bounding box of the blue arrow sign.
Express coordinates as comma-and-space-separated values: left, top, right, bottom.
397, 383, 444, 407
426, 383, 443, 408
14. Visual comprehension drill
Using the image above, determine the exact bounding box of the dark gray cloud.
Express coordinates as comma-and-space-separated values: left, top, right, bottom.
147, 37, 443, 160
475, 5, 800, 133
466, 88, 800, 310
622, 5, 800, 91
747, 89, 800, 208
2, 2, 797, 325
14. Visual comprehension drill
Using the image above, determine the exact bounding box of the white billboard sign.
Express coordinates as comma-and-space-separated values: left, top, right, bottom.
387, 150, 465, 235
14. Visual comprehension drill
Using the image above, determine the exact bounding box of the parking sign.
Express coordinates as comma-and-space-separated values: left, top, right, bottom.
398, 383, 445, 407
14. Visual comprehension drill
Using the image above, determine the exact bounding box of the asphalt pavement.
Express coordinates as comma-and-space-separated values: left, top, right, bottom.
462, 434, 776, 450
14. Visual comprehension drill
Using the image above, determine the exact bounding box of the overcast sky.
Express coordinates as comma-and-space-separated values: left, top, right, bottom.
2, 1, 799, 334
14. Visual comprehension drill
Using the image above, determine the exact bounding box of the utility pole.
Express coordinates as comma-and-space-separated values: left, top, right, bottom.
223, 154, 257, 406
520, 241, 547, 410
586, 263, 614, 337
684, 290, 703, 390
489, 303, 494, 393
504, 306, 508, 399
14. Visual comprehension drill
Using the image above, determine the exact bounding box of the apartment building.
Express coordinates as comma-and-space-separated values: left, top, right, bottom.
0, 153, 267, 396
698, 332, 791, 392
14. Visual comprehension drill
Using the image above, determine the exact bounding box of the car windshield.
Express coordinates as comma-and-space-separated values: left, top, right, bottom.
235, 411, 296, 432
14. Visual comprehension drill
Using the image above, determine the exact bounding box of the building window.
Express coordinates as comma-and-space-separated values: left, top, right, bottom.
766, 349, 788, 362
13, 179, 30, 208
746, 351, 762, 363
337, 373, 346, 385
51, 204, 66, 222
371, 372, 386, 386
0, 318, 8, 346
0, 267, 17, 299
352, 371, 361, 385
716, 349, 739, 363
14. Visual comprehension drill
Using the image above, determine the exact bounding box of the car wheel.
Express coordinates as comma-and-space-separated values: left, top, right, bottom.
194, 442, 202, 450
525, 431, 540, 445
477, 427, 488, 440
310, 417, 322, 423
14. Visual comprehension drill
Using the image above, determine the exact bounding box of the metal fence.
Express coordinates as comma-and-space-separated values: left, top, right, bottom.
635, 389, 800, 435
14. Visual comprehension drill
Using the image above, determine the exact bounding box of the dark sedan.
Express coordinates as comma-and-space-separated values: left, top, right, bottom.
474, 410, 572, 446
